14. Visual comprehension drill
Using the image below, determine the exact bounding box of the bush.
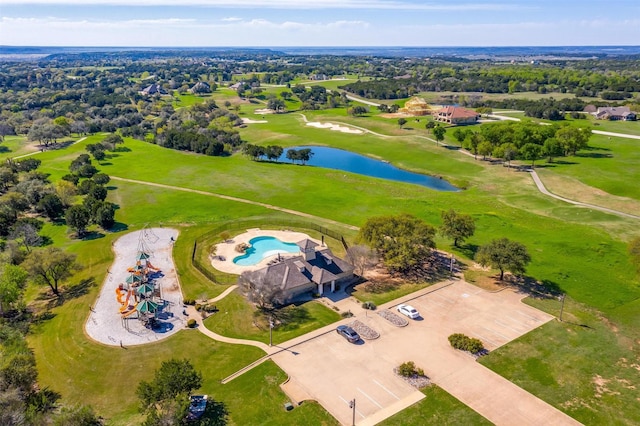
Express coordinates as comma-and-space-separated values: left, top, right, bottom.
448, 333, 484, 353
398, 361, 424, 377
362, 301, 376, 310
340, 310, 354, 318
194, 304, 202, 311
187, 319, 196, 328
183, 299, 195, 305
203, 304, 218, 312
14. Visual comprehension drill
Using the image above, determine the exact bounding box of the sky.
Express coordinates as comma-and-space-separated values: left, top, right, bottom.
1, 0, 639, 47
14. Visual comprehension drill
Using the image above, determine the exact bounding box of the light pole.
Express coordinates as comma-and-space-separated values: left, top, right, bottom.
269, 316, 274, 347
450, 254, 455, 277
349, 398, 356, 426
559, 294, 566, 322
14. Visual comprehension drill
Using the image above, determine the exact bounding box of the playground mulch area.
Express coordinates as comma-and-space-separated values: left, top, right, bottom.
84, 228, 186, 347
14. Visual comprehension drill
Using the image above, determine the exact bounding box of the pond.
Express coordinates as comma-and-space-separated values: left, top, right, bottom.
277, 146, 459, 191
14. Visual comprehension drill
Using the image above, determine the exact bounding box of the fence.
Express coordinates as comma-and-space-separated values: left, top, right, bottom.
190, 217, 350, 285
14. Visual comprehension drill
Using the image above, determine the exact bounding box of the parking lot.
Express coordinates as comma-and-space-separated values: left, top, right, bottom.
271, 280, 581, 426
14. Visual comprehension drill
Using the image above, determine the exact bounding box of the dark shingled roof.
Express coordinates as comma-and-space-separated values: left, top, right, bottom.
296, 239, 319, 251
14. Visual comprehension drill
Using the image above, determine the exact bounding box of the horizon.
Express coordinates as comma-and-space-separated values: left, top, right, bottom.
2, 1, 639, 47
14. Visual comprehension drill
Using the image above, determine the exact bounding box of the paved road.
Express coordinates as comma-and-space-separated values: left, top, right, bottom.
345, 94, 382, 107
529, 170, 640, 220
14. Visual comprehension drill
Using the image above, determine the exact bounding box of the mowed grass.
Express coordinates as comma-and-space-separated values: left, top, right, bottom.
480, 296, 640, 426
26, 102, 640, 424
204, 291, 341, 345
380, 385, 492, 426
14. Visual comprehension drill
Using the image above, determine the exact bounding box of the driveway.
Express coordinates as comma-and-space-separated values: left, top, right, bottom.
271, 280, 581, 425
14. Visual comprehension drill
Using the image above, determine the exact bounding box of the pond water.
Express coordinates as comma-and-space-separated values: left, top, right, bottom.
277, 146, 459, 191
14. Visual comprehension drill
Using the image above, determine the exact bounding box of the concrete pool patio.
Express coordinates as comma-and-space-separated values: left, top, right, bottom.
210, 229, 323, 274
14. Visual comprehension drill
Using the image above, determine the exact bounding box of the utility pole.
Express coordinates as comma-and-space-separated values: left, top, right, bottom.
349, 398, 356, 426
269, 316, 274, 346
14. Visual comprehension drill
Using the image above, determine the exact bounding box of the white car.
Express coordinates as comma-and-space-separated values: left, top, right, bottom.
397, 304, 420, 319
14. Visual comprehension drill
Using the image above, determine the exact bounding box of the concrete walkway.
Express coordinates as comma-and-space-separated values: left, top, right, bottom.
530, 170, 640, 220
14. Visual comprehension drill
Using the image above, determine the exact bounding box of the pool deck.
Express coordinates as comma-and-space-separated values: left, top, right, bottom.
211, 229, 323, 275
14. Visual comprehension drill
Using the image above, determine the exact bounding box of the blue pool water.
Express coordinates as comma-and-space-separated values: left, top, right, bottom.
277, 146, 459, 191
233, 236, 300, 266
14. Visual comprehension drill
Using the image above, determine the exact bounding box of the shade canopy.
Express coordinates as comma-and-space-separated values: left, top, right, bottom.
126, 274, 142, 284
136, 252, 150, 260
136, 300, 159, 314
136, 283, 155, 295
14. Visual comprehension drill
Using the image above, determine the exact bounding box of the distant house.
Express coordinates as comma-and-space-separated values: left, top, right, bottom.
229, 82, 243, 90
189, 81, 211, 94
139, 83, 168, 96
583, 105, 597, 114
253, 239, 354, 300
309, 74, 329, 81
594, 106, 636, 121
399, 97, 432, 116
434, 106, 480, 125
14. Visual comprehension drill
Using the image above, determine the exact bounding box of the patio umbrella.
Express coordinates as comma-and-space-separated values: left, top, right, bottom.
136, 283, 155, 295
136, 300, 159, 314
136, 252, 150, 261
126, 274, 142, 284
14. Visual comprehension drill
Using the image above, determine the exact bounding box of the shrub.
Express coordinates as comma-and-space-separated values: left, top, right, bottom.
362, 301, 377, 310
448, 333, 484, 353
187, 319, 196, 328
340, 310, 354, 318
194, 304, 202, 311
203, 304, 218, 312
398, 361, 424, 377
183, 299, 195, 305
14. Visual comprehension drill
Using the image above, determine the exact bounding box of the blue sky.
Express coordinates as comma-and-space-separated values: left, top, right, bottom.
1, 0, 639, 47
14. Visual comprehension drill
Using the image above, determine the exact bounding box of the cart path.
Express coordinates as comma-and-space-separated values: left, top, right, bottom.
529, 170, 640, 220
110, 176, 359, 231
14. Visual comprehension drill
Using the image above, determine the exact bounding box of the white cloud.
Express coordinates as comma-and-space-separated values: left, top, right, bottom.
1, 0, 529, 11
221, 17, 242, 22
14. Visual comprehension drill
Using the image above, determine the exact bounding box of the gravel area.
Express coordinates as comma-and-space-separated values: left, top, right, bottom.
377, 309, 409, 327
393, 368, 431, 389
84, 228, 185, 347
348, 320, 380, 340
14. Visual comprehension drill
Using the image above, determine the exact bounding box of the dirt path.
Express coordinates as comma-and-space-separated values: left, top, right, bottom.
110, 176, 359, 231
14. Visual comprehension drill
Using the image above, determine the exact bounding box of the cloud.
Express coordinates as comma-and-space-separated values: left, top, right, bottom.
221, 17, 242, 22
1, 0, 529, 11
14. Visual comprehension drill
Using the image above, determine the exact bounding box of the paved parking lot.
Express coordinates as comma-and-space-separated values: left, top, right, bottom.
271, 280, 581, 426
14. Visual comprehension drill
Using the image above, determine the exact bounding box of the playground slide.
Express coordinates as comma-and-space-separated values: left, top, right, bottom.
115, 288, 124, 304
146, 261, 160, 271
121, 305, 138, 317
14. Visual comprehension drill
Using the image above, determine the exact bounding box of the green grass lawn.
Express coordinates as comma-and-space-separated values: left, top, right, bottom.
1, 135, 41, 159
23, 101, 640, 425
480, 296, 640, 426
380, 385, 492, 426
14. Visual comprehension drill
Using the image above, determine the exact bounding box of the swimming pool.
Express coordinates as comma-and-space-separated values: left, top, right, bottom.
233, 236, 300, 266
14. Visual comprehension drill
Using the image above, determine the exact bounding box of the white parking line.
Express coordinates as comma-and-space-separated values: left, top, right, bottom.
473, 331, 501, 347
481, 326, 510, 340
373, 379, 400, 400
357, 387, 383, 408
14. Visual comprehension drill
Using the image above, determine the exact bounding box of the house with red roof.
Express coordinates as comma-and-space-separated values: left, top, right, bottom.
434, 106, 480, 125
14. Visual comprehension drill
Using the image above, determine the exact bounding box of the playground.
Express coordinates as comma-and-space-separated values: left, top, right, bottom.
85, 228, 186, 346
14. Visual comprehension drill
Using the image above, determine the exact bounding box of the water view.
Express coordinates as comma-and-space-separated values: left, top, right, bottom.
278, 146, 459, 191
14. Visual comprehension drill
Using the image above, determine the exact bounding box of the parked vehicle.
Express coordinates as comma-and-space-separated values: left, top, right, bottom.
397, 304, 420, 319
336, 325, 360, 343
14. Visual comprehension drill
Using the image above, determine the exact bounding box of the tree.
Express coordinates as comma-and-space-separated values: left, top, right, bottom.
0, 264, 28, 314
542, 137, 563, 163
55, 181, 77, 206
349, 106, 368, 116
520, 143, 542, 168
102, 134, 123, 150
358, 214, 436, 273
629, 236, 640, 274
265, 145, 283, 162
451, 127, 467, 145
425, 121, 436, 133
53, 405, 103, 426
477, 141, 493, 160
23, 247, 79, 295
439, 210, 476, 247
136, 359, 202, 412
38, 193, 65, 220
266, 98, 285, 112
93, 202, 116, 230
432, 125, 446, 146
475, 238, 531, 280
346, 244, 378, 276
397, 118, 407, 129
65, 205, 91, 237
555, 126, 591, 156
239, 269, 286, 314
92, 173, 111, 185
9, 221, 42, 253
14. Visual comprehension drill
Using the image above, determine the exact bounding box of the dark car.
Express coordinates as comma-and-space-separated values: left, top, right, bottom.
336, 325, 360, 343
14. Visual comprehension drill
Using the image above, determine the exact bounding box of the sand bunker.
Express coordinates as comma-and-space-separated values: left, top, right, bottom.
254, 108, 275, 115
306, 122, 363, 134
242, 118, 268, 124
85, 228, 186, 347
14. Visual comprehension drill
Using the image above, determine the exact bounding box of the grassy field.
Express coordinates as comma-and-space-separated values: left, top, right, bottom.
22, 94, 640, 425
380, 385, 492, 425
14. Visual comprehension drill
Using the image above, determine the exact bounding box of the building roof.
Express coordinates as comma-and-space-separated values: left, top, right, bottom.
437, 106, 479, 119
140, 83, 167, 95
256, 247, 353, 294
296, 239, 319, 251
596, 106, 632, 116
